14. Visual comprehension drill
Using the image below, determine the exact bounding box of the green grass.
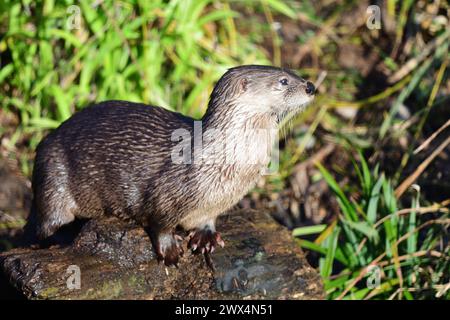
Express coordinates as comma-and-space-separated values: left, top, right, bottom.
294, 151, 449, 299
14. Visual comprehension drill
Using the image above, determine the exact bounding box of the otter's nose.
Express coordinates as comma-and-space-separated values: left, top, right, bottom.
305, 81, 315, 95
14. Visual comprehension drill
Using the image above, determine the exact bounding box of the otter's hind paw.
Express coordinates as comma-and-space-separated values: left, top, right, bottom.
155, 233, 184, 267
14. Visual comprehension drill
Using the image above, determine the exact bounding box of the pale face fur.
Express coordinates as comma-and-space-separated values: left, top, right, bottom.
236, 69, 314, 120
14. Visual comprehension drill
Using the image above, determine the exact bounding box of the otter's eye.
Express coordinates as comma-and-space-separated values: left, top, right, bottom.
279, 78, 288, 86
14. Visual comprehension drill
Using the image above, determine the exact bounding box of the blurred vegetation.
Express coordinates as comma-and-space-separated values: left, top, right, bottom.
0, 0, 449, 300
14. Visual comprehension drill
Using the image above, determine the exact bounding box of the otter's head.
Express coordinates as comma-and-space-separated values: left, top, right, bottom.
205, 65, 315, 124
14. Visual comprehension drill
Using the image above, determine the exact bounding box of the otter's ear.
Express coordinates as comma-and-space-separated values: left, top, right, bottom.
238, 77, 248, 93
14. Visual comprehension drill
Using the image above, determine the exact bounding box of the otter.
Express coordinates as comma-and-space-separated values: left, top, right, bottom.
26, 65, 315, 267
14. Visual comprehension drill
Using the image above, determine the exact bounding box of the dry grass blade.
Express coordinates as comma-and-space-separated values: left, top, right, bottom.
414, 119, 450, 154
395, 136, 450, 198
314, 70, 327, 90
294, 143, 335, 171
388, 29, 450, 84
377, 199, 450, 227
436, 282, 450, 298
262, 1, 281, 67
355, 199, 450, 255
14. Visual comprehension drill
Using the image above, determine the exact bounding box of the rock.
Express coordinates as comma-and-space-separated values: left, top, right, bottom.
0, 209, 324, 300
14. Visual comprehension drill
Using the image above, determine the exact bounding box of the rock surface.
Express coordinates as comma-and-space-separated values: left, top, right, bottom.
0, 209, 324, 300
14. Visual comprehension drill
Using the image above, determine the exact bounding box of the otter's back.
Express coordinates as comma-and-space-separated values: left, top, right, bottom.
33, 100, 194, 222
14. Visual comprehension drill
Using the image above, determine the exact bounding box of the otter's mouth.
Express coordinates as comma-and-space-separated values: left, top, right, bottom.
274, 97, 314, 124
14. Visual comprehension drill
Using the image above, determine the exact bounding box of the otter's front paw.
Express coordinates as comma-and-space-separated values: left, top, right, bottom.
188, 228, 225, 254
155, 233, 184, 267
